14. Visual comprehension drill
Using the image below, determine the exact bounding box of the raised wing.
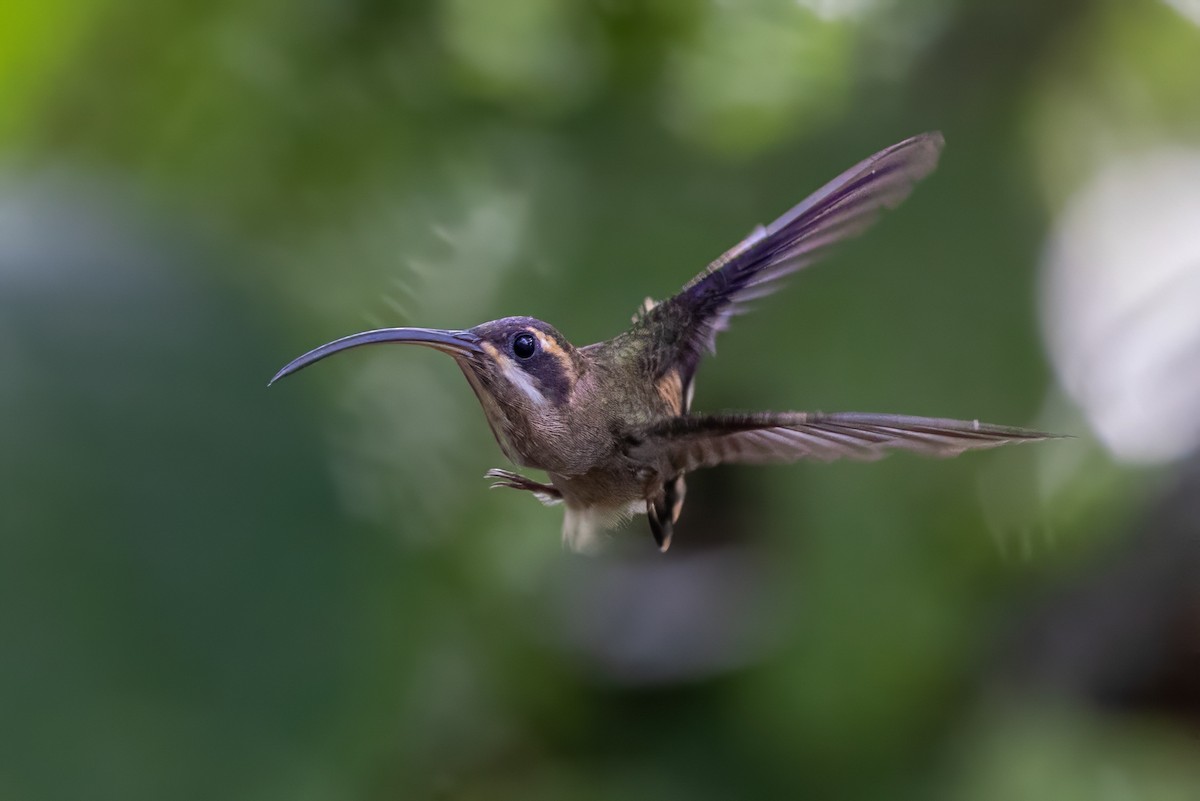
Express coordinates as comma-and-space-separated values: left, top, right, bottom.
637, 133, 944, 378
625, 412, 1059, 474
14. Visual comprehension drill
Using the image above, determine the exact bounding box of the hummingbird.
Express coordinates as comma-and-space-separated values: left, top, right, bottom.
271, 132, 1058, 553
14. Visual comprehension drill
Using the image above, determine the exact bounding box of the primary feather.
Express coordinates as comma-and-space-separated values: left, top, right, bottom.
636, 132, 945, 381
626, 412, 1061, 474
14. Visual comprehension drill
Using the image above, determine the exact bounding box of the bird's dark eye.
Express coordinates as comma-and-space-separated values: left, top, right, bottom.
512, 332, 537, 359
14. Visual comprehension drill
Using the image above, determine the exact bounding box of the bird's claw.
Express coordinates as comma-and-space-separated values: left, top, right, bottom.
483, 468, 563, 506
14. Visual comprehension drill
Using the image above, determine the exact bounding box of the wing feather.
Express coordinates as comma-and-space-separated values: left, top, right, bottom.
639, 133, 945, 376
626, 412, 1061, 474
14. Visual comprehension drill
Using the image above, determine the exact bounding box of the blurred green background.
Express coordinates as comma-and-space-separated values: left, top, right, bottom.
4, 0, 1200, 799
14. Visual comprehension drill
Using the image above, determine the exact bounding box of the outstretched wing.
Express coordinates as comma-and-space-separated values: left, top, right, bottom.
625, 412, 1059, 474
636, 133, 944, 378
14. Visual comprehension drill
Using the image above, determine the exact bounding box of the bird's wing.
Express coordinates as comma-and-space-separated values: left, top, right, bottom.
637, 133, 944, 376
625, 411, 1059, 473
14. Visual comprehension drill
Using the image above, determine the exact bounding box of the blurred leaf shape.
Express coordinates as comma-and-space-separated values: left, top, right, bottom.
0, 0, 106, 141
1029, 0, 1200, 209
663, 4, 854, 156
441, 0, 602, 113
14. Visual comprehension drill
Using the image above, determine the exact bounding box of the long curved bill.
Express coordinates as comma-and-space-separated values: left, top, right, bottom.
269, 327, 482, 385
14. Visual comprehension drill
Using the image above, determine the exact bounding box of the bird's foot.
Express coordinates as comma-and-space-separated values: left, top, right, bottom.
484, 468, 563, 506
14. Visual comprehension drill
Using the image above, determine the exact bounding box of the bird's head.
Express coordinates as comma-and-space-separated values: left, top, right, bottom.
270, 316, 585, 464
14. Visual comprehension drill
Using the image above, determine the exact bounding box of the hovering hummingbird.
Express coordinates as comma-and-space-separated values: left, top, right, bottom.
272, 132, 1058, 553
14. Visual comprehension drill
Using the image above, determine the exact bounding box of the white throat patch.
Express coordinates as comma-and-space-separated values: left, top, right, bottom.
502, 359, 546, 406
481, 342, 547, 407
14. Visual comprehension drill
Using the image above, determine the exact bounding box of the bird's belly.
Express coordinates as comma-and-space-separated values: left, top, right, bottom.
548, 465, 648, 512
553, 472, 648, 554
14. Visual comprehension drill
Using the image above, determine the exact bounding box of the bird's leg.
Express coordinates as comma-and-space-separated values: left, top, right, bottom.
646, 474, 686, 552
485, 468, 563, 506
